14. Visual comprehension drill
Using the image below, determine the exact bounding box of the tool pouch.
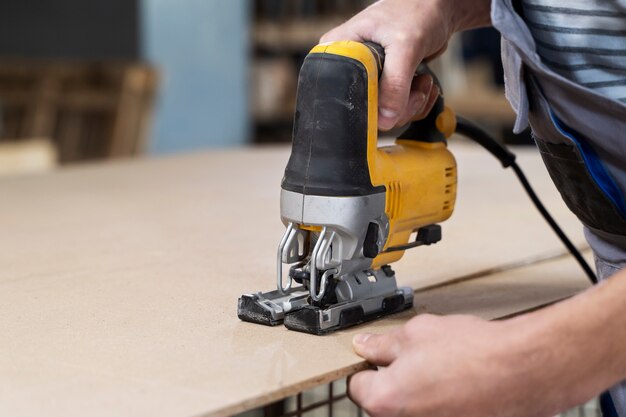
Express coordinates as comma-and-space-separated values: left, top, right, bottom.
527, 76, 626, 235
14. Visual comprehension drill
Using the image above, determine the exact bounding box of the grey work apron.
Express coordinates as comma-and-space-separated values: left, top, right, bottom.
491, 0, 626, 415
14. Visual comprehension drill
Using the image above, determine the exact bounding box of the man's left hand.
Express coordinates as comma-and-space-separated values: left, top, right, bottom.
349, 314, 564, 417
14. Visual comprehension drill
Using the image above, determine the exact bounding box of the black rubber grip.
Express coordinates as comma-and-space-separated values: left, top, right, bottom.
282, 50, 385, 196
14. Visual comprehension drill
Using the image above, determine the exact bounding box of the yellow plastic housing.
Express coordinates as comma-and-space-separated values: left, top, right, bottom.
312, 41, 458, 267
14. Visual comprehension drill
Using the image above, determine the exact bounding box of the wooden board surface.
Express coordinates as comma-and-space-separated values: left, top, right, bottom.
0, 142, 591, 417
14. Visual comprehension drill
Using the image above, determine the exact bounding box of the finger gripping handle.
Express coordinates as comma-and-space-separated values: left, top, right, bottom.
364, 42, 453, 142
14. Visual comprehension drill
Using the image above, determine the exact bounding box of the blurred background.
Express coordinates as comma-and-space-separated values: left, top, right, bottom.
0, 0, 525, 178
0, 3, 600, 416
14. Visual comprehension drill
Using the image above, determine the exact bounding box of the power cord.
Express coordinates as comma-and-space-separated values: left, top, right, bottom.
454, 116, 597, 284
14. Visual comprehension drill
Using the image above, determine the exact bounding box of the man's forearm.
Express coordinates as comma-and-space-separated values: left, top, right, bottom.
511, 267, 626, 411
450, 0, 492, 32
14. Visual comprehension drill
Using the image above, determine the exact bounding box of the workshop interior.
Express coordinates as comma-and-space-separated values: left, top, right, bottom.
0, 1, 605, 417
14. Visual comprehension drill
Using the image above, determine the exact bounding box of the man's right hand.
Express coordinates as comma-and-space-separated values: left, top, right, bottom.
320, 0, 491, 130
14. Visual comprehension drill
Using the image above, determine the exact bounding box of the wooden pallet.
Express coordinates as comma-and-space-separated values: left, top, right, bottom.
0, 60, 158, 163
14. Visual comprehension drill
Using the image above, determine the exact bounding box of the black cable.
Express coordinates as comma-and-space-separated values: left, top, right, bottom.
454, 116, 598, 284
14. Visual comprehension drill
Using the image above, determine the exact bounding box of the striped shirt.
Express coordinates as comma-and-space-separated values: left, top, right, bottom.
521, 0, 626, 103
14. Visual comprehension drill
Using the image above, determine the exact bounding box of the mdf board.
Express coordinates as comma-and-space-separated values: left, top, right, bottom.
0, 142, 590, 417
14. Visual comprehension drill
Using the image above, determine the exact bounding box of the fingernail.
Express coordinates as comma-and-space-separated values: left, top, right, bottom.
353, 333, 371, 345
379, 108, 398, 130
379, 108, 398, 120
413, 92, 427, 115
420, 76, 434, 96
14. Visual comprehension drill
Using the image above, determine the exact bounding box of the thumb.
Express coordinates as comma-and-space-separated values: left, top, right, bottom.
320, 26, 362, 44
352, 331, 403, 366
320, 17, 373, 44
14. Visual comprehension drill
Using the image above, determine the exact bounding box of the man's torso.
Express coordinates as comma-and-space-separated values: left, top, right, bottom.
520, 0, 626, 104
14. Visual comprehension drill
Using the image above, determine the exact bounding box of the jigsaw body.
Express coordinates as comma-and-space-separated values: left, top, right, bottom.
238, 41, 458, 334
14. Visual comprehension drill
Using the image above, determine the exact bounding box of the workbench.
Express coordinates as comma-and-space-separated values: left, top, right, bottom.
0, 141, 591, 417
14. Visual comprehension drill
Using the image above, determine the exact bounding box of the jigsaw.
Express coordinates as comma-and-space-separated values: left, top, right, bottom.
238, 40, 458, 335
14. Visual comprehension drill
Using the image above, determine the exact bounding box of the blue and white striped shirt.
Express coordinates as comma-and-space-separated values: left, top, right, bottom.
521, 0, 626, 103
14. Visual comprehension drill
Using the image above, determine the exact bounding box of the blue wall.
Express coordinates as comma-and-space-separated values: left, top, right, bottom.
142, 0, 250, 153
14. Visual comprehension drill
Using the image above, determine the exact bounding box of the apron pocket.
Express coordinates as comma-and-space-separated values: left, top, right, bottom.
534, 136, 626, 235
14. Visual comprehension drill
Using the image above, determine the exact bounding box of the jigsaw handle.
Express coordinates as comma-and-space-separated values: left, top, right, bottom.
281, 40, 455, 198
363, 42, 456, 142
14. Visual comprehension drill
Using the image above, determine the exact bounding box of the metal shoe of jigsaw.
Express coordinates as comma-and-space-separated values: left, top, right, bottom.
238, 41, 458, 335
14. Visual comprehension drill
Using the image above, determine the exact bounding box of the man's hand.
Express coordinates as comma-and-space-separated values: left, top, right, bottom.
349, 267, 626, 417
321, 0, 491, 130
349, 314, 559, 417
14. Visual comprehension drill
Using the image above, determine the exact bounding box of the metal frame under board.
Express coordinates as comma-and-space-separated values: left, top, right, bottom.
235, 377, 601, 417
